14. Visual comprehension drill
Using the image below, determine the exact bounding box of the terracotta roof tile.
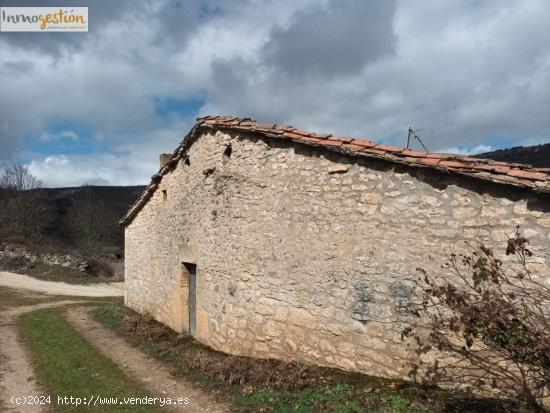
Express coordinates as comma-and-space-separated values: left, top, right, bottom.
507, 169, 548, 180
288, 128, 310, 137
415, 157, 441, 167
308, 132, 332, 139
119, 116, 550, 226
334, 137, 354, 143
460, 157, 486, 163
362, 148, 389, 156
251, 122, 276, 130
236, 120, 256, 127
439, 160, 472, 169
317, 139, 342, 147
401, 149, 428, 157
350, 139, 377, 148
295, 136, 323, 144
490, 160, 520, 166
342, 143, 368, 151
473, 164, 512, 174
423, 153, 455, 159
374, 144, 403, 153
283, 131, 309, 140
274, 124, 295, 132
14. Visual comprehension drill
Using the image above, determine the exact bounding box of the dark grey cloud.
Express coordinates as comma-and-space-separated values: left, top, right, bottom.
152, 0, 253, 49
262, 0, 397, 78
1, 59, 34, 74
207, 0, 399, 126
152, 0, 208, 48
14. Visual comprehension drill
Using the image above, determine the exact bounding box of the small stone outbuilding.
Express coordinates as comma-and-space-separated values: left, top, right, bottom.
120, 116, 550, 380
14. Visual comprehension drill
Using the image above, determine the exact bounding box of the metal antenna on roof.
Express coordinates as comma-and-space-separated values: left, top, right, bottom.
406, 127, 429, 152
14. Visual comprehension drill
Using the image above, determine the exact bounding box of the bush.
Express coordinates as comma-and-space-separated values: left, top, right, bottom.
404, 227, 550, 413
86, 257, 114, 278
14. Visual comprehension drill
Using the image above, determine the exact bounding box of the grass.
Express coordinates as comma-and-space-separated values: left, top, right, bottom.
0, 286, 60, 310
94, 304, 520, 413
235, 384, 367, 413
26, 262, 115, 284
0, 255, 117, 284
0, 285, 123, 311
233, 384, 435, 413
19, 308, 167, 413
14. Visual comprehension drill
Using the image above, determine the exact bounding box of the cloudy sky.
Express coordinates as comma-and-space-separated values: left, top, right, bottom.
1, 0, 549, 187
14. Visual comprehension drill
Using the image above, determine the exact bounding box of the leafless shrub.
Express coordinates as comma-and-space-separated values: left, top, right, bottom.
86, 257, 114, 277
121, 312, 169, 341
116, 308, 333, 391
403, 227, 550, 412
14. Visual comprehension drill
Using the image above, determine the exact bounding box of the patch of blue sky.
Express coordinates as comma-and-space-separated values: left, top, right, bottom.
20, 120, 106, 160
169, 0, 223, 20
384, 128, 525, 154
480, 134, 525, 150
198, 2, 223, 20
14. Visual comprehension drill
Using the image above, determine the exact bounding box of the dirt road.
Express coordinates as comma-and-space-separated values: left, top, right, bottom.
0, 272, 124, 297
0, 275, 229, 413
0, 301, 79, 413
65, 307, 232, 413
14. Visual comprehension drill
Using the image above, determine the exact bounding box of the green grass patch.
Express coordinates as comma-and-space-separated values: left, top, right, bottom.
0, 286, 122, 311
236, 384, 366, 413
235, 383, 432, 413
95, 302, 125, 327
19, 308, 167, 413
0, 286, 59, 310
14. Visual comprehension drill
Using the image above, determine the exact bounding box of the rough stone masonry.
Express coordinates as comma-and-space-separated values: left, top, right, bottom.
121, 116, 550, 382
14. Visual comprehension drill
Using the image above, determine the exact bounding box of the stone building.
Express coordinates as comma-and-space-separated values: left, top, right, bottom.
120, 116, 550, 380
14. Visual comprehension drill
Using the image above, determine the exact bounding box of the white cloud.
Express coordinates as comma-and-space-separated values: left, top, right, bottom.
1, 0, 549, 187
27, 154, 153, 187
26, 121, 193, 187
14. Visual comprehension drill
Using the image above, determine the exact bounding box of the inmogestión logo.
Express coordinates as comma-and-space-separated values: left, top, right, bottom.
0, 7, 87, 32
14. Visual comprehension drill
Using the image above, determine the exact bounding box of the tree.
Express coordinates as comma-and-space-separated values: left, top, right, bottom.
403, 228, 549, 412
0, 164, 54, 241
64, 187, 118, 255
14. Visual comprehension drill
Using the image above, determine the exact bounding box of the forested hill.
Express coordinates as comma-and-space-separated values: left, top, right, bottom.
42, 185, 145, 248
475, 143, 550, 168
42, 185, 145, 215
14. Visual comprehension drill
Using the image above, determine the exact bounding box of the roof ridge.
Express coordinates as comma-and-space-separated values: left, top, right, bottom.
197, 116, 542, 170
197, 116, 550, 179
119, 115, 550, 226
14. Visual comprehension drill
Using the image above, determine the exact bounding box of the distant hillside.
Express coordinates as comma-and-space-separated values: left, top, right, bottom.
42, 185, 145, 250
476, 143, 550, 168
42, 185, 145, 217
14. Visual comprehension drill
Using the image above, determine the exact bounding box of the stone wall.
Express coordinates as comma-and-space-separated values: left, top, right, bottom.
124, 129, 550, 381
0, 243, 88, 272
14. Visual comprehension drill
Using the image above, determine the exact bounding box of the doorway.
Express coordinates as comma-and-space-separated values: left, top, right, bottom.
183, 262, 197, 335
